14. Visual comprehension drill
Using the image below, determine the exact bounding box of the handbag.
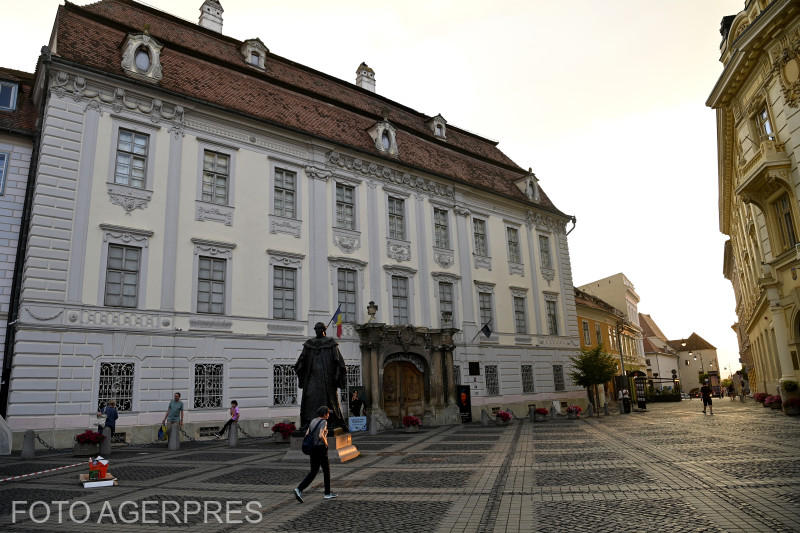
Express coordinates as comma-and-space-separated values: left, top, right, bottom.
301, 420, 323, 455
158, 424, 167, 441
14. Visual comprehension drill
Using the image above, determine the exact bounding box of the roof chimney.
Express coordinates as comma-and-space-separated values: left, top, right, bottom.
356, 62, 375, 92
199, 0, 224, 33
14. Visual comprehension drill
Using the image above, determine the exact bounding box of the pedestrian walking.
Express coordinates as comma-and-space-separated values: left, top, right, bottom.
162, 392, 184, 429
701, 380, 714, 415
216, 400, 239, 438
294, 406, 336, 503
97, 400, 118, 434
728, 383, 735, 401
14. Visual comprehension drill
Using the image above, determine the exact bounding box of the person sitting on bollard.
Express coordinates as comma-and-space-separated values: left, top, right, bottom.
97, 400, 118, 436
216, 400, 239, 439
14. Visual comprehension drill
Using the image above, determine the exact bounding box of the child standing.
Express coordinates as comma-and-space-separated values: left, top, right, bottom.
216, 400, 239, 438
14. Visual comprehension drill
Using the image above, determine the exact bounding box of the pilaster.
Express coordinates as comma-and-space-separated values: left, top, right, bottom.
160, 127, 184, 310
307, 171, 329, 324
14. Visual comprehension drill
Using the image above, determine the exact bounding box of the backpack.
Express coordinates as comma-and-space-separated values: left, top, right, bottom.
301, 420, 324, 455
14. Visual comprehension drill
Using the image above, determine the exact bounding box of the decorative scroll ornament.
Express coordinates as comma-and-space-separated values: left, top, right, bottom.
773, 39, 800, 108
108, 184, 152, 213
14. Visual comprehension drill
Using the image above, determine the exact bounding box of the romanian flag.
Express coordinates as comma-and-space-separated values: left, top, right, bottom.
332, 304, 343, 338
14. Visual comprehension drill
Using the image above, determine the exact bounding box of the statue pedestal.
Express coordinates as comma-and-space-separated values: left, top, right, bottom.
282, 428, 360, 463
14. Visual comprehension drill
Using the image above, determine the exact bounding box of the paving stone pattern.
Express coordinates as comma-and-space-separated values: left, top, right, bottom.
0, 401, 798, 532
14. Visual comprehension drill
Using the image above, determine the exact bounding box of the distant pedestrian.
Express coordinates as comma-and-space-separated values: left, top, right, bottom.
162, 392, 184, 429
97, 400, 118, 434
728, 384, 735, 401
216, 400, 239, 438
294, 406, 336, 503
701, 381, 714, 415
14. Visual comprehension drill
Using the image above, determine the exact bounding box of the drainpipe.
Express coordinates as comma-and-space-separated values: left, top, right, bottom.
565, 216, 577, 236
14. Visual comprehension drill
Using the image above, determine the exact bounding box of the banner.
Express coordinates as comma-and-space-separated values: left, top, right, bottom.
456, 385, 472, 423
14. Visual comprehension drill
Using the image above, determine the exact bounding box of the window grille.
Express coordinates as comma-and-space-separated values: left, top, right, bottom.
553, 364, 565, 391
104, 244, 140, 308
98, 362, 134, 412
339, 364, 362, 408
521, 364, 534, 393
194, 363, 223, 408
274, 168, 296, 218
201, 150, 229, 205
337, 269, 357, 323
273, 266, 297, 319
392, 276, 409, 324
388, 197, 405, 240
507, 227, 521, 263
115, 129, 149, 188
434, 208, 450, 248
336, 183, 355, 229
473, 219, 488, 256
273, 364, 298, 406
197, 256, 226, 314
485, 365, 499, 396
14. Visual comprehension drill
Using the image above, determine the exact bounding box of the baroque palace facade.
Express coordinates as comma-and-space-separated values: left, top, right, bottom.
0, 0, 581, 448
709, 0, 800, 397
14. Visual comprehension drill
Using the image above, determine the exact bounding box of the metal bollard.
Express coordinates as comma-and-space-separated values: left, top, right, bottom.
100, 427, 112, 456
528, 406, 535, 423
168, 423, 180, 451
21, 430, 35, 459
228, 421, 238, 447
369, 415, 378, 435
480, 409, 489, 426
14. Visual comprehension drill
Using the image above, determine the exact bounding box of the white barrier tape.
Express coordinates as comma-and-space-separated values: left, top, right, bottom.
0, 462, 84, 483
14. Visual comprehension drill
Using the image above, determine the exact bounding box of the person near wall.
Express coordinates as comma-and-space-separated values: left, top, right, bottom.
216, 400, 239, 438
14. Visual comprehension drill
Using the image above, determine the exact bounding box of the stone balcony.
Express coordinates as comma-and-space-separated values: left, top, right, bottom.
735, 139, 792, 207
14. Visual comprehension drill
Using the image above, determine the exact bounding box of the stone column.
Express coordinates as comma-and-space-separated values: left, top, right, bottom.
429, 347, 444, 410
444, 346, 456, 406
370, 344, 380, 408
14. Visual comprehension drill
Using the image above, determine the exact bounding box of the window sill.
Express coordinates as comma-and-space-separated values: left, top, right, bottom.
196, 200, 234, 226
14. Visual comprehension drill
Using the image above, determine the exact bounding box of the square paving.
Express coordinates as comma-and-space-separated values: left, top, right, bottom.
0, 401, 798, 532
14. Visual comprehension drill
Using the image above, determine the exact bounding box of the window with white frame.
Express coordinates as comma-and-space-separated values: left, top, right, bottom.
596, 324, 602, 346
274, 167, 297, 218
194, 363, 223, 408
479, 292, 493, 327
114, 129, 149, 188
757, 106, 775, 141
339, 364, 362, 409
388, 197, 406, 240
546, 298, 559, 335
336, 183, 355, 229
273, 364, 298, 405
553, 364, 565, 391
473, 218, 488, 256
609, 327, 616, 350
392, 275, 409, 324
434, 207, 450, 249
539, 235, 552, 269
197, 256, 226, 314
337, 268, 357, 323
0, 152, 7, 195
104, 244, 140, 308
0, 81, 18, 111
514, 296, 527, 334
98, 362, 134, 411
582, 320, 591, 345
439, 282, 454, 327
521, 364, 534, 393
507, 226, 521, 263
202, 150, 229, 205
485, 365, 499, 396
273, 266, 297, 319
453, 364, 461, 385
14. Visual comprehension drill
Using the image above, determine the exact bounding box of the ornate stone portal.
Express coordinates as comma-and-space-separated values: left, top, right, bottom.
355, 323, 461, 430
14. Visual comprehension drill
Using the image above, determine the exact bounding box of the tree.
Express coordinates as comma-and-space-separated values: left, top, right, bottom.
569, 345, 619, 417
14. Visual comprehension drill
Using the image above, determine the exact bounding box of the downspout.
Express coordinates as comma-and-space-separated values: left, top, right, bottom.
565, 216, 577, 236
0, 49, 50, 417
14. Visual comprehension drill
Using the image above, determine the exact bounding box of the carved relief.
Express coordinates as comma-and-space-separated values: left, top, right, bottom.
508, 262, 524, 276
541, 267, 555, 282
328, 151, 454, 200
79, 309, 171, 329
772, 39, 800, 107
267, 249, 305, 267
269, 215, 302, 238
328, 256, 367, 271
433, 248, 454, 268
192, 238, 235, 258
107, 184, 153, 214
387, 239, 411, 262
333, 228, 361, 254
305, 166, 332, 181
121, 33, 164, 83
473, 254, 492, 271
189, 318, 233, 330
100, 224, 153, 247
195, 202, 234, 226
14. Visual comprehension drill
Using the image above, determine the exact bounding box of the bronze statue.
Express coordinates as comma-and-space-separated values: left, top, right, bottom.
294, 322, 347, 430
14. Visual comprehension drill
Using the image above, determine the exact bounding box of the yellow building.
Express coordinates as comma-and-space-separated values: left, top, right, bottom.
708, 0, 800, 397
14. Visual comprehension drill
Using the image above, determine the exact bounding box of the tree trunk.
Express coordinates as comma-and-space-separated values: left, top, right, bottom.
594, 384, 601, 417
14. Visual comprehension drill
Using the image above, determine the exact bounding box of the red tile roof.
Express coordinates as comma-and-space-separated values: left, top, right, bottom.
0, 67, 37, 136
53, 0, 567, 215
667, 333, 717, 352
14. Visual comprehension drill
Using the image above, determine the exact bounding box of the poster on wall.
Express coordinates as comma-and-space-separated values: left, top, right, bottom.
347, 386, 367, 417
456, 385, 472, 423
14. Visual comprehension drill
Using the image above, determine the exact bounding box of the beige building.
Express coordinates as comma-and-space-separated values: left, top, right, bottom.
708, 0, 800, 397
667, 334, 721, 395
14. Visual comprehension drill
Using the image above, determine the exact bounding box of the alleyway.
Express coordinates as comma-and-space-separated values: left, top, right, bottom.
0, 400, 798, 532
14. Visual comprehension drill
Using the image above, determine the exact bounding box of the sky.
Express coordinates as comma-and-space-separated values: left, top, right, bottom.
0, 0, 746, 377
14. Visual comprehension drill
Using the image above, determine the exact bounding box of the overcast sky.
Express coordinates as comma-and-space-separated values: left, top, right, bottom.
1, 0, 746, 376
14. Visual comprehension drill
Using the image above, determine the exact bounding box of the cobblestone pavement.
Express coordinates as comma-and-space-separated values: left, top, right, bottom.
0, 400, 798, 532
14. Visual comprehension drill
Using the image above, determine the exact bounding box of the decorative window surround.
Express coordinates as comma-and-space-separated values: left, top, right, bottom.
368, 120, 399, 156
474, 280, 497, 342
98, 224, 153, 308
328, 256, 367, 324
432, 271, 460, 328
195, 200, 234, 226
506, 224, 524, 276
333, 227, 361, 254
544, 291, 560, 336
106, 116, 159, 212
426, 114, 447, 140
384, 264, 417, 325
433, 247, 454, 268
472, 216, 491, 270
195, 141, 236, 225
538, 233, 555, 282
192, 238, 236, 258
269, 157, 304, 238
191, 238, 235, 315
121, 33, 163, 83
268, 249, 305, 320
241, 38, 268, 70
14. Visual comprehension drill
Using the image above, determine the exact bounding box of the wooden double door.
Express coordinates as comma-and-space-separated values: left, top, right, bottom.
382, 361, 424, 424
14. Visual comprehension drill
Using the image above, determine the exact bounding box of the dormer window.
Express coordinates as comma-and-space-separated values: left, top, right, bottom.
427, 114, 447, 140
0, 82, 18, 111
241, 38, 268, 70
121, 33, 163, 83
368, 121, 398, 156
435, 124, 443, 137
381, 131, 391, 150
134, 47, 151, 72
250, 51, 261, 66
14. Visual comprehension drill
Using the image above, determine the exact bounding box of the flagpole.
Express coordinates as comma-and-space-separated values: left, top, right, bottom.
470, 319, 492, 343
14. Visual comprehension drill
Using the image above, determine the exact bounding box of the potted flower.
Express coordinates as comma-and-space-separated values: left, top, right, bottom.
271, 422, 296, 442
534, 408, 549, 422
754, 392, 768, 404
764, 395, 782, 410
73, 430, 104, 456
566, 405, 582, 419
784, 397, 800, 416
402, 415, 421, 432
495, 410, 512, 425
